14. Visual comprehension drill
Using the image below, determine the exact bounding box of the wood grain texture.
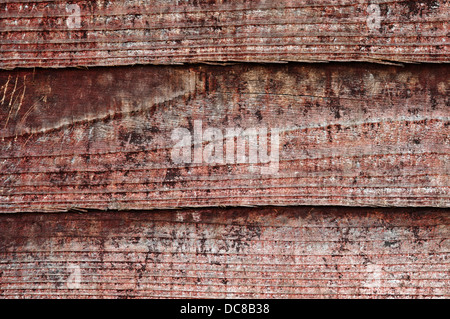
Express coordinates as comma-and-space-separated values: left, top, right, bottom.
0, 207, 448, 298
0, 63, 448, 212
0, 0, 449, 69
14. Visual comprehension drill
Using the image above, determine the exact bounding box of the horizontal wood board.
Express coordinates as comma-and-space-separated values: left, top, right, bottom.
0, 0, 449, 69
0, 63, 448, 212
0, 206, 448, 298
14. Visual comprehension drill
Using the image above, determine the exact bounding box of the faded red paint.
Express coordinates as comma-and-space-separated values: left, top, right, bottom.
0, 63, 448, 212
0, 207, 448, 298
0, 0, 448, 301
0, 0, 448, 69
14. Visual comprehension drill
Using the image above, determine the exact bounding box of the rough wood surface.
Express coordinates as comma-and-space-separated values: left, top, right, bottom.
0, 207, 448, 298
0, 0, 448, 69
0, 63, 449, 212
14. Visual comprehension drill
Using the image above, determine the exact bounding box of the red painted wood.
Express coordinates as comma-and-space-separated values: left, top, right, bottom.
1, 0, 448, 301
0, 0, 448, 69
0, 207, 448, 298
0, 63, 448, 212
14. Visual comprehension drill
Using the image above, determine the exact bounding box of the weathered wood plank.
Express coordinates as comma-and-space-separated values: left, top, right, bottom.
0, 0, 448, 69
0, 63, 448, 211
0, 207, 448, 298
